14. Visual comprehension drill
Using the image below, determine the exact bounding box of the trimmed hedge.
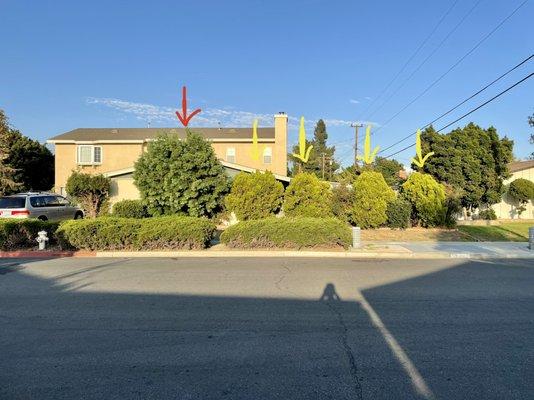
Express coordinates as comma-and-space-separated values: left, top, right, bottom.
136, 216, 216, 250
57, 216, 215, 251
0, 219, 59, 250
57, 218, 142, 250
220, 217, 351, 249
112, 199, 148, 218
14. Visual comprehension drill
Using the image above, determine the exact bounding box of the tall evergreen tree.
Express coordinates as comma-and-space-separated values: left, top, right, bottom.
0, 110, 21, 195
418, 123, 513, 211
289, 119, 339, 179
5, 129, 54, 192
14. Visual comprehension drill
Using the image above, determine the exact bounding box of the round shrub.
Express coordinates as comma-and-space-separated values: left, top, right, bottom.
112, 199, 148, 218
225, 171, 284, 220
386, 196, 411, 229
351, 171, 395, 228
283, 173, 333, 217
402, 172, 445, 227
508, 178, 534, 204
220, 217, 351, 249
477, 208, 497, 220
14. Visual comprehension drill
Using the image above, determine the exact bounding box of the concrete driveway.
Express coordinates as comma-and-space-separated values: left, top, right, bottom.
1, 257, 533, 399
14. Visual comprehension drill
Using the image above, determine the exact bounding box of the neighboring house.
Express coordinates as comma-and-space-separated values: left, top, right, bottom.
492, 160, 534, 219
47, 113, 288, 203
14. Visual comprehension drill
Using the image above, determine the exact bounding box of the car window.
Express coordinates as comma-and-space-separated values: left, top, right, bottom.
55, 196, 69, 206
43, 196, 60, 207
0, 197, 26, 209
30, 196, 47, 208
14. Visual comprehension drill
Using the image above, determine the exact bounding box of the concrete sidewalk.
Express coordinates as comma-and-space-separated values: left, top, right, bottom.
95, 241, 534, 259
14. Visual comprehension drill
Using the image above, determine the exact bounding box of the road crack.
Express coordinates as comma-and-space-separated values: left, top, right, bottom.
324, 300, 364, 400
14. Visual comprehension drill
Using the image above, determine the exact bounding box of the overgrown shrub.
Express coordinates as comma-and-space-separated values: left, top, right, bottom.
332, 183, 353, 223
402, 172, 445, 227
136, 216, 215, 249
112, 199, 148, 218
220, 217, 351, 249
283, 173, 333, 217
225, 171, 284, 220
477, 208, 497, 220
57, 216, 215, 250
351, 171, 395, 228
0, 219, 59, 250
133, 132, 229, 218
66, 171, 111, 218
386, 197, 411, 229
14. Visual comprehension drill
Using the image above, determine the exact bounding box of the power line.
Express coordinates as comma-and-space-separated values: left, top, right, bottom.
378, 54, 533, 155
363, 0, 480, 122
355, 0, 460, 121
381, 72, 534, 160
363, 0, 529, 142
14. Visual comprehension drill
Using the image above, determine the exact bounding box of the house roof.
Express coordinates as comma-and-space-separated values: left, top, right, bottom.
508, 160, 534, 173
47, 127, 275, 143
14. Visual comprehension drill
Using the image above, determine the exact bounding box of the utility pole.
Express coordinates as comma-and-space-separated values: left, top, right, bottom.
350, 123, 363, 169
321, 153, 325, 180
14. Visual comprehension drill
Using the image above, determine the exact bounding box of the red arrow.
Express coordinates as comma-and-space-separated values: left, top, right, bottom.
175, 86, 201, 127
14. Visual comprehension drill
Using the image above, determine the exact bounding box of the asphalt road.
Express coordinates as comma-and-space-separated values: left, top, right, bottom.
1, 257, 533, 400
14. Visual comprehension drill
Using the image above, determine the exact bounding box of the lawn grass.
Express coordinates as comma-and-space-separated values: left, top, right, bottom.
458, 222, 532, 242
362, 228, 469, 242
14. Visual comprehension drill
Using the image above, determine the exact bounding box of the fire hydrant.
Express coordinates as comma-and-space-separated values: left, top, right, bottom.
36, 230, 49, 250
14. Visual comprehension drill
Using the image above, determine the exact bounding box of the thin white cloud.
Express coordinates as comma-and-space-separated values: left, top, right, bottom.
85, 97, 378, 130
86, 97, 273, 127
349, 99, 360, 104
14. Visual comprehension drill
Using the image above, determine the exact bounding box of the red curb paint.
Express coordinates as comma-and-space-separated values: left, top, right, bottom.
0, 251, 95, 258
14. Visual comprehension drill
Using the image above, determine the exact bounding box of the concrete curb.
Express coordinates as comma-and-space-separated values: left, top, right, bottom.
2, 250, 532, 260
94, 250, 534, 259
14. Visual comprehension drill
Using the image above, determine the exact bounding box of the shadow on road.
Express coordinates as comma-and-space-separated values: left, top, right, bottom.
1, 258, 533, 399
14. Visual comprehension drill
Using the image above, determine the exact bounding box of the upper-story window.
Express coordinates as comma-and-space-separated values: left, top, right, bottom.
263, 147, 272, 164
77, 145, 102, 165
226, 147, 236, 163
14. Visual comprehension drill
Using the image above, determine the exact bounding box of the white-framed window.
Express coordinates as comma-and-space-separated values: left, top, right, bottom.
226, 147, 236, 163
263, 147, 272, 164
77, 145, 103, 165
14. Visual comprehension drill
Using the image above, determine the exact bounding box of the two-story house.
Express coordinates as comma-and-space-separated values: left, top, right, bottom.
47, 113, 288, 204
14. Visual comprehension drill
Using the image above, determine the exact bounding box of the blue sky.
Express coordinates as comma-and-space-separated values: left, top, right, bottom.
2, 0, 533, 166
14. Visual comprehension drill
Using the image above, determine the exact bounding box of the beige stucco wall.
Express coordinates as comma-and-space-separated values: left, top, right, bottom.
109, 175, 141, 204
54, 143, 145, 194
491, 167, 534, 219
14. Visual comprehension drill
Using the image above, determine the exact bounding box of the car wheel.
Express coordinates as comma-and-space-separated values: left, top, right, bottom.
74, 212, 84, 220
38, 216, 48, 221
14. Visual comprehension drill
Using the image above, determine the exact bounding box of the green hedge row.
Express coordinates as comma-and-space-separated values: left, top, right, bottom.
220, 217, 351, 249
0, 219, 60, 251
58, 216, 216, 251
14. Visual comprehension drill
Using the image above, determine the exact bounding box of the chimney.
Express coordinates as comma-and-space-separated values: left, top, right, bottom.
274, 112, 288, 176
